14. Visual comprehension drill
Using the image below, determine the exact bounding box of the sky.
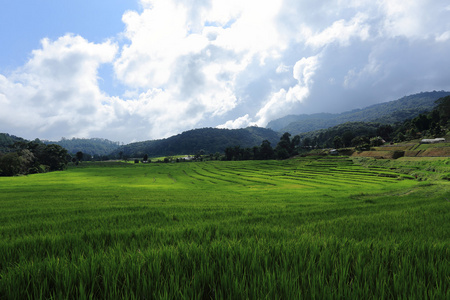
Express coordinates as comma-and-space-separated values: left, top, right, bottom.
1, 0, 450, 143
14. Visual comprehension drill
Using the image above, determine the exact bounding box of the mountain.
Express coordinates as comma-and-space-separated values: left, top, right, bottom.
296, 94, 450, 149
268, 91, 450, 135
299, 122, 382, 148
0, 133, 28, 153
43, 138, 120, 156
111, 127, 281, 158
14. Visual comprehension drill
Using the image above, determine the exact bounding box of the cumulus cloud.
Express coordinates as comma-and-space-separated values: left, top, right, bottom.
1, 0, 450, 142
304, 13, 370, 48
0, 35, 117, 140
255, 55, 320, 126
109, 0, 288, 138
217, 114, 252, 129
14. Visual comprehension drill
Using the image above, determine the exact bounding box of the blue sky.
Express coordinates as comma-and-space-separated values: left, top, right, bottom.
0, 1, 138, 70
1, 0, 450, 143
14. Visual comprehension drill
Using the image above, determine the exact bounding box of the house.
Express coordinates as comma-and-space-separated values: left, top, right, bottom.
420, 138, 446, 144
329, 149, 339, 155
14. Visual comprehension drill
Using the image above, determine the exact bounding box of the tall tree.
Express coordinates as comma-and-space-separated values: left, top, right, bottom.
275, 132, 294, 159
76, 151, 83, 163
333, 136, 343, 149
376, 125, 393, 141
259, 140, 274, 160
291, 135, 301, 150
435, 95, 450, 125
34, 144, 69, 171
342, 131, 354, 147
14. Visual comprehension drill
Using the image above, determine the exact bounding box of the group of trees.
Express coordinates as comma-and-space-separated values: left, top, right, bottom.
0, 141, 69, 176
392, 96, 449, 142
224, 133, 301, 161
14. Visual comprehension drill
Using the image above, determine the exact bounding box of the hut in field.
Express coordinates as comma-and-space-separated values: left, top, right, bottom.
420, 138, 446, 144
329, 149, 339, 155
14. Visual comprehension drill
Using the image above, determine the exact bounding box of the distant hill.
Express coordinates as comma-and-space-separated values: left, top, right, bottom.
268, 91, 450, 135
111, 127, 281, 158
0, 133, 28, 153
299, 122, 382, 148
43, 138, 120, 156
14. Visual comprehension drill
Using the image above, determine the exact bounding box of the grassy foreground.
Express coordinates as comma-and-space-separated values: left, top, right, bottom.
0, 157, 449, 299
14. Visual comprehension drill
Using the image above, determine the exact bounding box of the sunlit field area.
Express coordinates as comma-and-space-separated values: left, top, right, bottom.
1, 157, 449, 299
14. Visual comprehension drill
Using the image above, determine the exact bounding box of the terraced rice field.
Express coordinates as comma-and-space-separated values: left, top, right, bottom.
0, 157, 449, 299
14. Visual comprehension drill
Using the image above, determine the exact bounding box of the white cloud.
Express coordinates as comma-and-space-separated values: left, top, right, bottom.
305, 13, 370, 48
276, 63, 290, 74
0, 35, 118, 140
210, 0, 285, 57
255, 55, 320, 126
110, 0, 286, 138
217, 114, 252, 129
380, 0, 423, 38
115, 2, 209, 88
292, 56, 319, 89
379, 0, 450, 39
436, 31, 450, 42
115, 0, 285, 89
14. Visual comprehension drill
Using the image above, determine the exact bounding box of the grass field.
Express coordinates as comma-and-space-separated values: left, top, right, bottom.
0, 157, 449, 299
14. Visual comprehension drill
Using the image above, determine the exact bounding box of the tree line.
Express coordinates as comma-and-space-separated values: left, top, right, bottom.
0, 141, 69, 176
223, 132, 301, 161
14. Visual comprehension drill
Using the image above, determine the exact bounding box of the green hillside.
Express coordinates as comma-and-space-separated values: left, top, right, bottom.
44, 137, 120, 156
295, 95, 450, 151
112, 127, 280, 158
299, 121, 381, 148
268, 91, 450, 134
0, 133, 27, 153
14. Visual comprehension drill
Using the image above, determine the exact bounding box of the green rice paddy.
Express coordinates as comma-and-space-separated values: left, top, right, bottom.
0, 157, 449, 299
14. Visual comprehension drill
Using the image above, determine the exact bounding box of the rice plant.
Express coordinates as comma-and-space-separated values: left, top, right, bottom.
0, 157, 448, 299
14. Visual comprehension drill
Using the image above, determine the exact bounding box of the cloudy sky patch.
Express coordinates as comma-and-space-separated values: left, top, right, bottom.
1, 0, 449, 142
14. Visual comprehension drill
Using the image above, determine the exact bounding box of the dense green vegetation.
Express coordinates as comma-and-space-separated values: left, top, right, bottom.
0, 157, 448, 298
112, 127, 280, 159
269, 91, 450, 135
0, 133, 27, 153
44, 137, 120, 158
0, 140, 68, 176
223, 132, 301, 161
297, 95, 450, 149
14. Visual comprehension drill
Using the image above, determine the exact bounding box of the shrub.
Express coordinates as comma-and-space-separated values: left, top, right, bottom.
392, 150, 405, 159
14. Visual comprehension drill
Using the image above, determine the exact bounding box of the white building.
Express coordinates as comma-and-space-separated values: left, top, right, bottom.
420, 138, 446, 144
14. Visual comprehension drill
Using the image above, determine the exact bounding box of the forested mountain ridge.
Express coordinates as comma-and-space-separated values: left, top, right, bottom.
0, 133, 28, 153
43, 137, 120, 156
111, 127, 281, 158
297, 95, 450, 149
268, 91, 450, 134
